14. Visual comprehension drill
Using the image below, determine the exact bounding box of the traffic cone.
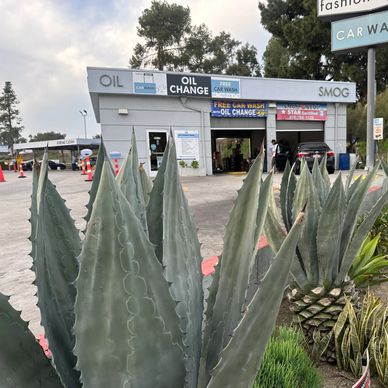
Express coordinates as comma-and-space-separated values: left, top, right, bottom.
18, 162, 26, 178
81, 158, 86, 175
0, 165, 5, 182
114, 159, 119, 176
85, 156, 93, 182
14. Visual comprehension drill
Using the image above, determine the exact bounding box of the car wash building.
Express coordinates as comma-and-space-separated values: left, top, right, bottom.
87, 67, 357, 176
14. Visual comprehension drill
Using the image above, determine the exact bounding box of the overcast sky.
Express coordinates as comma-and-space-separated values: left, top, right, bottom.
0, 0, 270, 139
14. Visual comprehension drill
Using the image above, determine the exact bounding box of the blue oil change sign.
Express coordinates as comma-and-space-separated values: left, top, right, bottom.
211, 100, 268, 118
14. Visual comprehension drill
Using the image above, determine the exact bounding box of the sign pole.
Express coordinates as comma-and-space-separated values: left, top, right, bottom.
366, 47, 376, 170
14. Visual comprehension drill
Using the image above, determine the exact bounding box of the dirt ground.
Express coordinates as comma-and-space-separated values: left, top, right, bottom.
0, 168, 386, 387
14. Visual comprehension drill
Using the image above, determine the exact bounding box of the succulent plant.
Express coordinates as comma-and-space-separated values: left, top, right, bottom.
1, 136, 305, 388
264, 157, 388, 360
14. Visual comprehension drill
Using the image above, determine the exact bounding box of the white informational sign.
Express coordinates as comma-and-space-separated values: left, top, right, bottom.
373, 117, 384, 140
80, 148, 93, 157
175, 130, 200, 160
318, 0, 388, 19
133, 72, 167, 95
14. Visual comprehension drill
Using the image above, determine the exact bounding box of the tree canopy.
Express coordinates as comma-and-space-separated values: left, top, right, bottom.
0, 81, 24, 151
258, 0, 388, 100
29, 131, 66, 142
129, 1, 261, 76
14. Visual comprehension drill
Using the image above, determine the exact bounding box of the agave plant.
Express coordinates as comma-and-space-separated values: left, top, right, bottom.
1, 136, 305, 388
264, 157, 388, 359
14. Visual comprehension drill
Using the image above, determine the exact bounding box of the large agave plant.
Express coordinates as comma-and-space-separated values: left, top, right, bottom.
264, 157, 388, 361
0, 135, 305, 388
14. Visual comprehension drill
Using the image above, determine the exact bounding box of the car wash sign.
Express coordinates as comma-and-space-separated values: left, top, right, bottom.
332, 9, 388, 51
277, 103, 328, 121
167, 74, 211, 97
211, 101, 268, 118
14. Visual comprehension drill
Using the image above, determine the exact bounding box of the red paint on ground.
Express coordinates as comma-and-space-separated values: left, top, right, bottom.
368, 185, 381, 193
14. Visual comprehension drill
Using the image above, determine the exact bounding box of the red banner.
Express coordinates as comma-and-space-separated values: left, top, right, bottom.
276, 103, 328, 121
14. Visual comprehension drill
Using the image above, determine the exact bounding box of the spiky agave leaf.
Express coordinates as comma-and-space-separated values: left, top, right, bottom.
74, 163, 185, 388
29, 160, 40, 271
146, 139, 203, 388
139, 163, 153, 207
34, 151, 81, 388
84, 138, 106, 224
0, 293, 63, 388
116, 130, 148, 233
206, 211, 304, 388
312, 157, 330, 206
200, 149, 268, 386
280, 161, 296, 232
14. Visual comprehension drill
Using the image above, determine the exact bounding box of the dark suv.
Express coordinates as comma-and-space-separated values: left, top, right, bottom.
293, 142, 335, 174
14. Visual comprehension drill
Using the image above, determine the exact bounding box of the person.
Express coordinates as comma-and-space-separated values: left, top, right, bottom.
71, 155, 77, 171
270, 139, 278, 172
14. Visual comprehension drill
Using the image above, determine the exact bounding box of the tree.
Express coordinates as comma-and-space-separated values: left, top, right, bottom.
259, 0, 388, 100
129, 1, 262, 77
29, 131, 66, 142
130, 0, 191, 70
0, 81, 24, 152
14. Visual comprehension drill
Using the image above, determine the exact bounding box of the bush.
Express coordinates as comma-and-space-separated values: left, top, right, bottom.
254, 327, 322, 388
178, 160, 186, 168
191, 160, 199, 168
371, 206, 388, 255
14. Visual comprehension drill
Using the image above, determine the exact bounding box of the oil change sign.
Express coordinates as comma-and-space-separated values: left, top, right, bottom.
211, 101, 268, 118
332, 9, 388, 51
167, 74, 211, 97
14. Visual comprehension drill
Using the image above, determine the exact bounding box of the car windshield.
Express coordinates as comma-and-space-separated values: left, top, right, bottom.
299, 143, 329, 152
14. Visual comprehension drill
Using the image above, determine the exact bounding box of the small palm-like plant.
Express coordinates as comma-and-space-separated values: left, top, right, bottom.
0, 134, 304, 388
264, 157, 388, 359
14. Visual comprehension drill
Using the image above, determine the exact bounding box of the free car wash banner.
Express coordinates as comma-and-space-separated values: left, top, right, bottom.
211, 101, 268, 118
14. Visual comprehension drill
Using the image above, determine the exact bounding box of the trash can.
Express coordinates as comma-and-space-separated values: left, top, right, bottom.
339, 153, 350, 170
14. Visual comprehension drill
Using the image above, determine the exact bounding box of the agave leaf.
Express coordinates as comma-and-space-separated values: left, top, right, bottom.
117, 130, 148, 234
74, 163, 185, 388
158, 140, 203, 388
382, 159, 388, 177
139, 163, 153, 207
339, 163, 380, 262
316, 174, 345, 284
312, 156, 329, 206
337, 188, 388, 285
34, 152, 81, 388
280, 161, 296, 231
29, 161, 40, 271
254, 173, 273, 246
292, 162, 321, 285
0, 293, 63, 388
206, 211, 304, 388
84, 139, 106, 224
319, 154, 331, 189
147, 136, 171, 263
345, 155, 359, 194
201, 151, 266, 382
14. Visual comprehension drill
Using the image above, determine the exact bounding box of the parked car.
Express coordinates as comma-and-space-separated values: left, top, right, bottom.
292, 142, 335, 174
21, 160, 34, 171
48, 160, 66, 170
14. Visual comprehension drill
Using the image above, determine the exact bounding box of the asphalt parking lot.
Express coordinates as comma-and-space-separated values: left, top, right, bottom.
0, 167, 385, 335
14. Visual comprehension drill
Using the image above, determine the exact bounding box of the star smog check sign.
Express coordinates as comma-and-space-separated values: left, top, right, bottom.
331, 9, 388, 51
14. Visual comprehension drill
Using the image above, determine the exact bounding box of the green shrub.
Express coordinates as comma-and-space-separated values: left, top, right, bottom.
371, 206, 388, 255
254, 327, 323, 388
191, 160, 199, 168
178, 159, 186, 167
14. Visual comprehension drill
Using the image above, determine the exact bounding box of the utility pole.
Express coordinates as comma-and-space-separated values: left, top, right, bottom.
366, 48, 376, 171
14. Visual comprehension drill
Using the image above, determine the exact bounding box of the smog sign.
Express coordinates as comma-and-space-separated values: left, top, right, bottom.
373, 117, 384, 140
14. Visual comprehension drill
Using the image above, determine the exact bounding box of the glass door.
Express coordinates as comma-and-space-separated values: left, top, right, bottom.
147, 130, 168, 177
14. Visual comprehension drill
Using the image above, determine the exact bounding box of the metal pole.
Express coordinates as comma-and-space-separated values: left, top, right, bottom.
83, 115, 87, 138
366, 47, 376, 170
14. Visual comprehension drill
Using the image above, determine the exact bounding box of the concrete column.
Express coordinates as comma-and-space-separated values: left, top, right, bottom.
266, 104, 277, 171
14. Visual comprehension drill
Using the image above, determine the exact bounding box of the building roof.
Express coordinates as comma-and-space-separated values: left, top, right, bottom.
14, 138, 100, 151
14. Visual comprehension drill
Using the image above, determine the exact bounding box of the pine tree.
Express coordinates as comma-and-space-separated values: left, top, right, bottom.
0, 81, 24, 152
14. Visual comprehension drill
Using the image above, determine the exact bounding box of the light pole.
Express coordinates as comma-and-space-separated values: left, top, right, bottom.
79, 109, 87, 138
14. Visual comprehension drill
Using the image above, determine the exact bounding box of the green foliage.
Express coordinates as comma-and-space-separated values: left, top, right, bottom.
29, 131, 66, 142
349, 233, 388, 287
259, 0, 388, 100
254, 327, 323, 388
179, 159, 187, 168
191, 160, 199, 168
265, 158, 388, 290
130, 1, 261, 76
0, 81, 24, 151
371, 206, 388, 255
333, 291, 388, 386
